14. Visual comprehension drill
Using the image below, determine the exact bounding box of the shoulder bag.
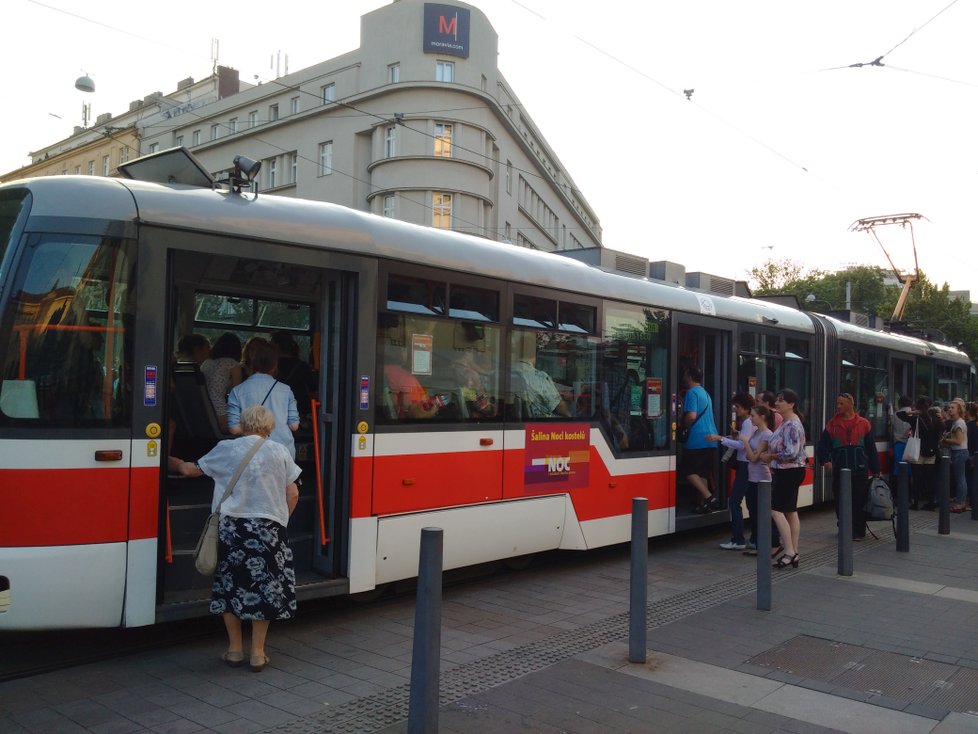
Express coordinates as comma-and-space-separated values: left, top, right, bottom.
902, 421, 921, 464
194, 437, 267, 576
678, 408, 707, 444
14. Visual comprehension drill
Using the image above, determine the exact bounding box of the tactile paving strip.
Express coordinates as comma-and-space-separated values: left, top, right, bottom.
266, 515, 936, 733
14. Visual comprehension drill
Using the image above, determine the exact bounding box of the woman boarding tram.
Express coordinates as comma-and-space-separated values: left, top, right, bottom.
0, 168, 971, 629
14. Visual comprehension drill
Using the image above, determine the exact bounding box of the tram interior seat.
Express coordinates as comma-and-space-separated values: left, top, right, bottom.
171, 361, 226, 444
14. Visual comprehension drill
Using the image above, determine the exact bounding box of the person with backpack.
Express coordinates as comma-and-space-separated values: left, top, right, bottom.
817, 392, 880, 541
907, 397, 941, 510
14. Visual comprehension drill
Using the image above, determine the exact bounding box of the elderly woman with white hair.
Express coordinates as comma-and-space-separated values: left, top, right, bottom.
177, 405, 300, 672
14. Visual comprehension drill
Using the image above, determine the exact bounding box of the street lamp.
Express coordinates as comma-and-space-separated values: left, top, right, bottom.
805, 293, 834, 312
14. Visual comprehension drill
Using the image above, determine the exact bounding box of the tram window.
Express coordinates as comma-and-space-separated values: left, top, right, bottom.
761, 335, 781, 356
785, 338, 809, 359
858, 368, 888, 437
513, 294, 556, 329
558, 302, 596, 335
916, 360, 934, 399
386, 276, 446, 316
841, 347, 858, 367
862, 350, 886, 370
509, 328, 598, 421
448, 284, 498, 322
195, 293, 252, 325
257, 301, 310, 330
739, 332, 757, 353
0, 234, 135, 427
600, 305, 670, 451
0, 189, 31, 281
376, 313, 501, 423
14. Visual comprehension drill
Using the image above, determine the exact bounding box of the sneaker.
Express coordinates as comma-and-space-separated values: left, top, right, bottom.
720, 540, 746, 550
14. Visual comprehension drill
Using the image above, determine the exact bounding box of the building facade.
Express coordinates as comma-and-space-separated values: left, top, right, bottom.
142, 0, 601, 250
5, 1, 601, 253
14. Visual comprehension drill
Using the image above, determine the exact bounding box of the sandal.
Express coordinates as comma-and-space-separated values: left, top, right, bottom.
222, 650, 244, 668
773, 553, 799, 569
250, 654, 269, 673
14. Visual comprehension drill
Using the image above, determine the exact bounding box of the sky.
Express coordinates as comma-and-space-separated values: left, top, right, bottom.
4, 0, 977, 297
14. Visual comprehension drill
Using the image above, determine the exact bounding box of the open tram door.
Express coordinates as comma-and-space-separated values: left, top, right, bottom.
674, 319, 732, 530
153, 242, 356, 620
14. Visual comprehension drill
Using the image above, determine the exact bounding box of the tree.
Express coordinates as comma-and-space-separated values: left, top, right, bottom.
748, 259, 820, 294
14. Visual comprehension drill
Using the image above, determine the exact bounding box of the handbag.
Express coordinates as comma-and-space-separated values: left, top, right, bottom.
902, 421, 921, 464
193, 437, 267, 576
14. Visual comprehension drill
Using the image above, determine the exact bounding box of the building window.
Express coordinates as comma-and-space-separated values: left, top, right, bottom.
433, 193, 452, 229
74, 165, 81, 174
504, 222, 511, 241
210, 124, 220, 141
248, 110, 257, 128
102, 155, 110, 176
385, 126, 396, 158
267, 157, 277, 188
269, 104, 279, 121
228, 118, 237, 134
322, 83, 335, 103
192, 130, 200, 146
506, 160, 512, 194
175, 135, 183, 147
436, 61, 454, 82
87, 161, 95, 175
288, 152, 297, 184
434, 122, 453, 158
120, 148, 128, 163
290, 96, 300, 115
388, 63, 400, 84
383, 194, 396, 218
319, 141, 333, 176
148, 143, 159, 154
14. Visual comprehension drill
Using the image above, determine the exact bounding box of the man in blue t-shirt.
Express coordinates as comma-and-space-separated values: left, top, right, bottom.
681, 366, 719, 513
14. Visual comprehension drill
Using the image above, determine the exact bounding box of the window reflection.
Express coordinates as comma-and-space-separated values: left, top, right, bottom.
0, 235, 135, 427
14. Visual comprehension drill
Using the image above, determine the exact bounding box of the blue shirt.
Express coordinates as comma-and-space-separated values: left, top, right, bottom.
227, 373, 299, 458
683, 385, 718, 449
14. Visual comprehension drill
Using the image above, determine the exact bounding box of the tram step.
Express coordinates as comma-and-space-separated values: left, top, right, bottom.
163, 531, 317, 592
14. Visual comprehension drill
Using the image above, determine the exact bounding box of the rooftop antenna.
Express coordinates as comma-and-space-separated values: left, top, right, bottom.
211, 38, 220, 74
848, 213, 927, 323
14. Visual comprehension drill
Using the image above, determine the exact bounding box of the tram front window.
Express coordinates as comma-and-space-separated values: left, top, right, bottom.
0, 234, 135, 427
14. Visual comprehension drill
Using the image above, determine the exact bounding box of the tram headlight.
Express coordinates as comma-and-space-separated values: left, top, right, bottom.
233, 155, 262, 181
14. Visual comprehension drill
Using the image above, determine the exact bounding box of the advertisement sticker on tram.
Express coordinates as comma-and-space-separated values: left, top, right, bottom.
144, 365, 157, 406
524, 423, 590, 490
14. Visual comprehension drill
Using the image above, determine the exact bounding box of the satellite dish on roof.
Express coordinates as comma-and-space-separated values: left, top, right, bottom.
75, 74, 95, 93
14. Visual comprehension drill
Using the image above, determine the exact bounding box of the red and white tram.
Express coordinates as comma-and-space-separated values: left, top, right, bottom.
0, 156, 971, 628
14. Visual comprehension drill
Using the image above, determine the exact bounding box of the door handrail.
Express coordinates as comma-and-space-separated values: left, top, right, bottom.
310, 399, 330, 545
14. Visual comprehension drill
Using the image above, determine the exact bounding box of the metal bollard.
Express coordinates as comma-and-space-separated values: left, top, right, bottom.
629, 497, 648, 664
896, 463, 910, 552
838, 469, 853, 576
938, 454, 951, 535
970, 454, 978, 521
408, 527, 443, 734
756, 480, 772, 611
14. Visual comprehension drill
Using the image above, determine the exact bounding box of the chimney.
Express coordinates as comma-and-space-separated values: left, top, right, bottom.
177, 76, 194, 91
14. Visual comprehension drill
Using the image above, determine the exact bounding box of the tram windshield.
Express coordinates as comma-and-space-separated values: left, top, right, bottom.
0, 189, 31, 285
0, 233, 136, 427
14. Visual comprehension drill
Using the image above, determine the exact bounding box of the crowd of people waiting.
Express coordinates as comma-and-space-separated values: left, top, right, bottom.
700, 378, 977, 571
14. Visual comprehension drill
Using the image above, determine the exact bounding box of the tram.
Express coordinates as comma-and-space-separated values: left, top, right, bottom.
0, 151, 971, 629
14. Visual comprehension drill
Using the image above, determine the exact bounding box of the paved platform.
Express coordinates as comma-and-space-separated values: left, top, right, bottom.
3, 506, 978, 733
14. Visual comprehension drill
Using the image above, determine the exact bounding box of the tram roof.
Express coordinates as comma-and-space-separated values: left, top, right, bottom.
8, 176, 972, 365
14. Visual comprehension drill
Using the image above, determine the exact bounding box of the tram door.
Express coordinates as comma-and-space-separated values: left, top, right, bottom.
676, 322, 731, 523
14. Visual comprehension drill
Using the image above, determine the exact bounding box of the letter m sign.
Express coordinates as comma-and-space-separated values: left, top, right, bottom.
423, 3, 471, 58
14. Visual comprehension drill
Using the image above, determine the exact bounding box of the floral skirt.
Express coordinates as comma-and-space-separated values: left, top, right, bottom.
210, 516, 296, 620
